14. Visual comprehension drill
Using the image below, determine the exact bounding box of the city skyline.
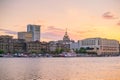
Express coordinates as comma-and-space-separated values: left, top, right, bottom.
0, 0, 120, 41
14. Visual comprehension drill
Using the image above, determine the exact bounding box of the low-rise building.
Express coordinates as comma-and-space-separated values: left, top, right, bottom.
41, 42, 49, 53
0, 35, 49, 54
0, 35, 13, 53
70, 42, 79, 50
26, 41, 48, 54
70, 38, 119, 56
49, 41, 65, 52
12, 39, 26, 53
26, 41, 41, 53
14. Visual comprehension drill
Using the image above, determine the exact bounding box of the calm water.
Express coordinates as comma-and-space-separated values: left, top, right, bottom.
0, 57, 120, 80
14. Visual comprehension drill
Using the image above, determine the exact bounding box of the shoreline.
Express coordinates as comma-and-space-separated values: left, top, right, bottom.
0, 55, 120, 58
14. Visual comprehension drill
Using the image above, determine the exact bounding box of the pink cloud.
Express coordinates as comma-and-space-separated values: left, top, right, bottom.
102, 12, 118, 19
41, 26, 65, 41
47, 26, 64, 31
117, 21, 120, 26
0, 28, 17, 35
75, 28, 97, 34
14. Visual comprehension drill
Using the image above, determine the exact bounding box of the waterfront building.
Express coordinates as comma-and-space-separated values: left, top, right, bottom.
12, 39, 26, 53
40, 42, 49, 53
0, 34, 49, 54
26, 41, 41, 53
0, 35, 13, 53
27, 24, 41, 41
26, 41, 49, 54
70, 38, 119, 55
49, 41, 58, 52
18, 32, 32, 42
48, 41, 65, 52
70, 42, 79, 50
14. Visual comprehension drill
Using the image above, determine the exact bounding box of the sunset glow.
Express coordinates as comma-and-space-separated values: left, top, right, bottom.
0, 0, 120, 41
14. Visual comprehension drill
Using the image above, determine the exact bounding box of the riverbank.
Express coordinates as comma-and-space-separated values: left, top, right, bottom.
0, 53, 120, 58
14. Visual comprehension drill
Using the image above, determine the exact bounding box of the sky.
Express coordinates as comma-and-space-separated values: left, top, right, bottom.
0, 0, 120, 41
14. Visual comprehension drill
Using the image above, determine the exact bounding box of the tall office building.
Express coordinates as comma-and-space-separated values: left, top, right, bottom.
27, 24, 41, 41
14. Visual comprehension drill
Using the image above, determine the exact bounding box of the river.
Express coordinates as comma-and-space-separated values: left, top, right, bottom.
0, 57, 120, 80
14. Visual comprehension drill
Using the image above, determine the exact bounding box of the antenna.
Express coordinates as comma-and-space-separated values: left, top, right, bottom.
66, 28, 68, 34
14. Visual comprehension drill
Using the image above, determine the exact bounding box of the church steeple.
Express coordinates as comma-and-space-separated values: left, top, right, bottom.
65, 28, 68, 36
63, 28, 70, 42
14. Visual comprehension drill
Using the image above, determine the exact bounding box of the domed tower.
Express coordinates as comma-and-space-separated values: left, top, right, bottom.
63, 28, 70, 42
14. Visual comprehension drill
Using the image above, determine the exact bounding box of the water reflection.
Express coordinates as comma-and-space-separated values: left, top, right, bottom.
0, 57, 120, 80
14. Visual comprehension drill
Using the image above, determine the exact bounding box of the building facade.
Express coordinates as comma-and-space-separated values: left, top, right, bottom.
70, 38, 119, 55
26, 41, 41, 53
0, 35, 13, 53
26, 41, 48, 54
18, 32, 32, 42
48, 41, 65, 52
12, 39, 26, 53
0, 35, 49, 54
27, 24, 41, 41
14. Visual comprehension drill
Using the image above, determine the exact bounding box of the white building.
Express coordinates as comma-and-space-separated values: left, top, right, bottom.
70, 42, 79, 50
27, 24, 41, 41
18, 32, 32, 42
70, 38, 119, 55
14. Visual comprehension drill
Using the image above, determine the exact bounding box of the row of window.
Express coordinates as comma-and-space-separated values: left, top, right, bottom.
102, 49, 117, 51
82, 41, 96, 45
101, 52, 119, 55
28, 49, 41, 51
27, 48, 41, 50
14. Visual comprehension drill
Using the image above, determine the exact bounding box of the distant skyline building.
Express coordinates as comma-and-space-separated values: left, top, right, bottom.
27, 24, 41, 41
18, 32, 32, 42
